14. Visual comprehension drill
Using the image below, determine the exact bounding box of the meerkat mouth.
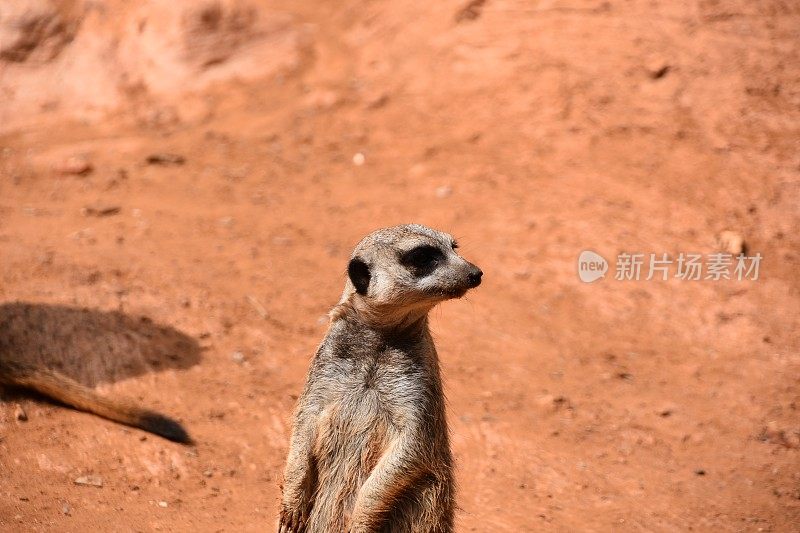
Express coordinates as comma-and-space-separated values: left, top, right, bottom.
443, 287, 469, 299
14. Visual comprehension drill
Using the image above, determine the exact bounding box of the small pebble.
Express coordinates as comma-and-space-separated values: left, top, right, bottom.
455, 0, 486, 22
366, 93, 389, 109
646, 57, 670, 79
232, 351, 246, 364
56, 156, 93, 175
352, 152, 365, 166
82, 204, 121, 217
14, 404, 27, 422
74, 475, 103, 487
146, 153, 185, 166
716, 230, 746, 255
158, 501, 168, 508
435, 185, 452, 198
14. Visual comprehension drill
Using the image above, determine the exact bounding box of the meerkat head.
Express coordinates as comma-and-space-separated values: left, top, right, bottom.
335, 224, 482, 326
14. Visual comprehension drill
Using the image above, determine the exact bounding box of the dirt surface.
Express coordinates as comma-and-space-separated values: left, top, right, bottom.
1, 0, 799, 531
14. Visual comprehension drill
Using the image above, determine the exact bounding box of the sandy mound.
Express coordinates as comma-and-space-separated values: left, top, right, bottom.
0, 0, 310, 131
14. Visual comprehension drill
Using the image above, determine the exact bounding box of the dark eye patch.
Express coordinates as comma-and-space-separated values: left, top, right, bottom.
400, 245, 443, 274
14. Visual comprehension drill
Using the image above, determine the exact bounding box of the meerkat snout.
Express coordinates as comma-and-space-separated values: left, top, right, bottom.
466, 264, 483, 288
443, 258, 482, 296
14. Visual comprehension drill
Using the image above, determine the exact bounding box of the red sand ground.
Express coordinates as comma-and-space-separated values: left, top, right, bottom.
1, 1, 798, 531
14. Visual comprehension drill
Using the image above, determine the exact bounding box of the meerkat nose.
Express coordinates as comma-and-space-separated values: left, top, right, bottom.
467, 266, 483, 288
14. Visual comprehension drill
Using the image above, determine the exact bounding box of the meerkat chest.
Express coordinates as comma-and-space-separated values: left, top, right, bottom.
314, 347, 430, 426
351, 351, 425, 403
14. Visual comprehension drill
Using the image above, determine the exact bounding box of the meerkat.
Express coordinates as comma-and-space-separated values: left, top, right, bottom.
278, 224, 482, 533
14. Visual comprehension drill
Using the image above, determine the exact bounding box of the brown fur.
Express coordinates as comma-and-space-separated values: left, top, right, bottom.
279, 224, 482, 533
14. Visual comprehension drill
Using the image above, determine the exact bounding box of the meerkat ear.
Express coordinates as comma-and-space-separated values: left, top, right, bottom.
348, 257, 371, 295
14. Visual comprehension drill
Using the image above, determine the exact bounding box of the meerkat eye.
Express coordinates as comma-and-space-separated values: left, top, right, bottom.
401, 245, 443, 271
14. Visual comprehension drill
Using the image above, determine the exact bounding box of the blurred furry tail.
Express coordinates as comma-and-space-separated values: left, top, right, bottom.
1, 363, 192, 444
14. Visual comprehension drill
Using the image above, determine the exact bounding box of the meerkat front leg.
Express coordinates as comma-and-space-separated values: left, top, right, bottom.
348, 430, 426, 533
279, 406, 319, 533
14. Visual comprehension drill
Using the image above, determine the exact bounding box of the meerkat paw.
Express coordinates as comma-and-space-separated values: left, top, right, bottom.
278, 503, 308, 533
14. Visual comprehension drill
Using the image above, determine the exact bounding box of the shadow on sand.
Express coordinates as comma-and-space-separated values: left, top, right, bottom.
0, 301, 201, 388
